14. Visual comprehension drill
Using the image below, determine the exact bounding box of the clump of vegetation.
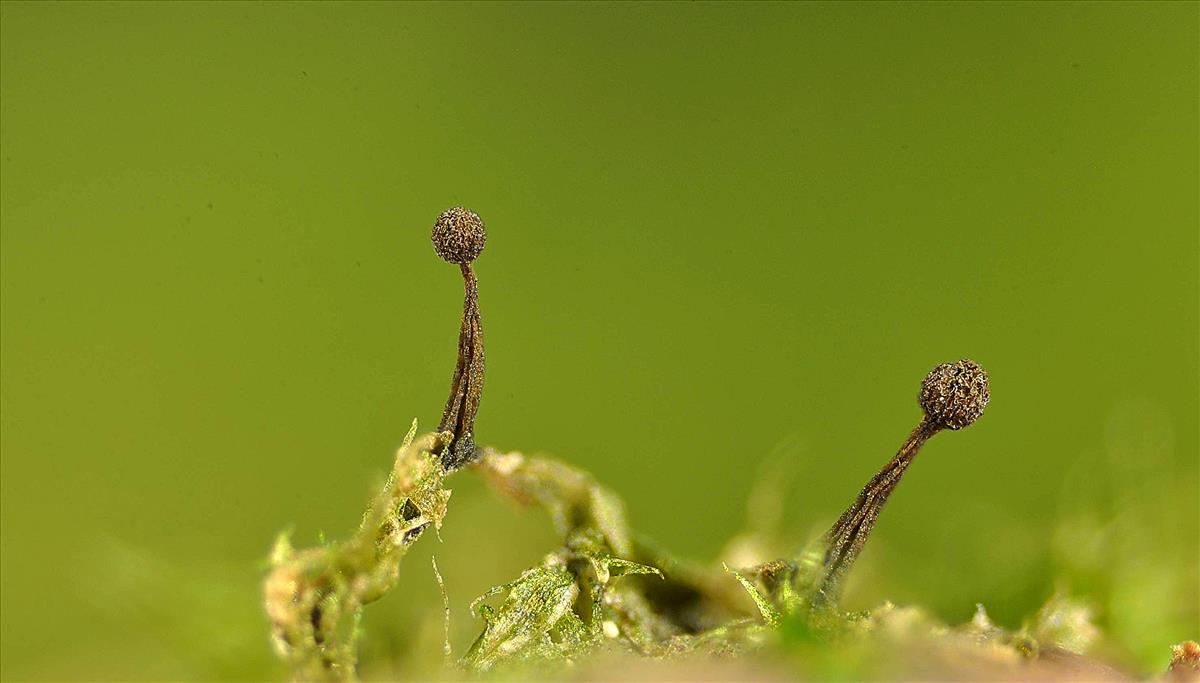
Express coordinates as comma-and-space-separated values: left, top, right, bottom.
263, 208, 1196, 682
264, 424, 449, 680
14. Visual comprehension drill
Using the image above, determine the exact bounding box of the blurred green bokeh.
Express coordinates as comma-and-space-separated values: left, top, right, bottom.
1, 2, 1196, 680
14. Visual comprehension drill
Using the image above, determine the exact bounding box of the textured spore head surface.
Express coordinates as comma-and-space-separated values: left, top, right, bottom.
432, 207, 486, 264
919, 359, 990, 430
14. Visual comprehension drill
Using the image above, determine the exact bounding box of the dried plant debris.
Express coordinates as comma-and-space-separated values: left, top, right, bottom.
1168, 641, 1200, 683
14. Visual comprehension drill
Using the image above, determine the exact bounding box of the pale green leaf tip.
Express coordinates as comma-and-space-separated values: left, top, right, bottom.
725, 563, 781, 628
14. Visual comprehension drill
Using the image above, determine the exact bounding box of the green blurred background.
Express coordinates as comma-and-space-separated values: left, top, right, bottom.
2, 1, 1196, 680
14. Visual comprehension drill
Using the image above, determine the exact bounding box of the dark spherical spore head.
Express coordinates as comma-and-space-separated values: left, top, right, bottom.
919, 359, 990, 430
432, 207, 486, 264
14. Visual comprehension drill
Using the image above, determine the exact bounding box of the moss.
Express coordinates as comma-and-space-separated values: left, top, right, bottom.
263, 422, 450, 681
264, 424, 1162, 681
